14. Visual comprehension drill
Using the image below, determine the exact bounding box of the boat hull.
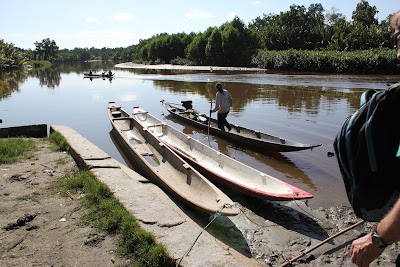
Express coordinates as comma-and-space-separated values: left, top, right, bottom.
132, 105, 313, 200
161, 101, 322, 153
108, 102, 239, 216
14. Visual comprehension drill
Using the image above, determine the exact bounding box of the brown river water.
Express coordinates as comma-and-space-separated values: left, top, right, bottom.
1, 62, 399, 211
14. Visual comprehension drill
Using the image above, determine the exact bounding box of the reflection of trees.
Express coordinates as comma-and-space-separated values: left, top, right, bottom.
124, 67, 206, 76
0, 71, 28, 99
153, 79, 363, 114
26, 60, 121, 89
27, 61, 121, 88
29, 67, 61, 89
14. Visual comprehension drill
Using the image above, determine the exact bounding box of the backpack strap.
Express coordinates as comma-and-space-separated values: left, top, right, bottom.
360, 89, 376, 107
397, 143, 400, 158
365, 90, 382, 172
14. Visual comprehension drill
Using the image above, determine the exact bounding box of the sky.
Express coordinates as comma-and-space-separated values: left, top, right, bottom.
1, 0, 396, 50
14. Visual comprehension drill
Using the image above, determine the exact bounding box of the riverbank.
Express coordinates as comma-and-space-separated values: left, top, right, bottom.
1, 125, 399, 266
114, 62, 266, 72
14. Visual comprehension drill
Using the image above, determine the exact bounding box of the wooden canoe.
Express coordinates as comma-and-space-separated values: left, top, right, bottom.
132, 105, 313, 200
84, 73, 114, 79
161, 100, 322, 153
107, 101, 239, 216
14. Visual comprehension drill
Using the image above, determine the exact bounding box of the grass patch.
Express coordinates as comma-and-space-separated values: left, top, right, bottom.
60, 170, 174, 267
49, 132, 70, 151
0, 138, 37, 164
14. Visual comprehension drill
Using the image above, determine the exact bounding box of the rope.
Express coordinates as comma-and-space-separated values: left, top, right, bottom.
175, 204, 229, 266
208, 100, 212, 147
291, 198, 324, 223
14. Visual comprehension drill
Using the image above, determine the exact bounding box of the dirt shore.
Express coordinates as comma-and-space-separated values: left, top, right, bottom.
0, 139, 129, 267
1, 137, 399, 267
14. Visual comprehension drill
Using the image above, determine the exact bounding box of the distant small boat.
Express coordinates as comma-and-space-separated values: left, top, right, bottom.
161, 100, 322, 153
131, 105, 313, 200
84, 72, 114, 79
107, 101, 239, 216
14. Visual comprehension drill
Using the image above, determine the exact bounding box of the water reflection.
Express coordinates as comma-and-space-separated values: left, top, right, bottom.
83, 76, 114, 83
27, 61, 121, 88
29, 68, 61, 89
0, 70, 28, 99
154, 79, 364, 112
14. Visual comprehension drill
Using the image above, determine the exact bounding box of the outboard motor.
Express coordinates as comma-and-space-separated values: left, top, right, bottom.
181, 100, 193, 110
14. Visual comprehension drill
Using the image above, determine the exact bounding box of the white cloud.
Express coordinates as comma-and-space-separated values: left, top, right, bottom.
226, 12, 238, 21
85, 17, 97, 23
113, 13, 135, 21
251, 1, 261, 6
184, 9, 214, 19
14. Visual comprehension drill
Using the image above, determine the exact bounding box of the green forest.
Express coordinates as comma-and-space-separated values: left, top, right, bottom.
1, 0, 399, 74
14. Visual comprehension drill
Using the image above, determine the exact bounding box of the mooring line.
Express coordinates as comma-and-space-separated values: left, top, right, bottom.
175, 204, 231, 266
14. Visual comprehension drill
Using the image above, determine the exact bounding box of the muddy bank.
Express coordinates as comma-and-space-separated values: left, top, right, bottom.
234, 200, 400, 266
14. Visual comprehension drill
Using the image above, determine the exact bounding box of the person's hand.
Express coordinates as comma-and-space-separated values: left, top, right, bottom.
350, 233, 384, 267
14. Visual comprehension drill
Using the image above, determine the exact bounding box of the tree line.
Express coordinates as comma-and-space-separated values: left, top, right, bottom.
1, 0, 399, 73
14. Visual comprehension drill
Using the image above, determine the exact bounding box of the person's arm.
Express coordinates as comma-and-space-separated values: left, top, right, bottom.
377, 198, 400, 244
350, 198, 400, 266
211, 93, 221, 113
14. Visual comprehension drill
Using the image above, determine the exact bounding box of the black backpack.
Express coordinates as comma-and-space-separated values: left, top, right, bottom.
333, 83, 400, 222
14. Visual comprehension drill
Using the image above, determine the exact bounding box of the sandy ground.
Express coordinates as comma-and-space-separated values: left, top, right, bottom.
114, 62, 266, 72
0, 139, 130, 267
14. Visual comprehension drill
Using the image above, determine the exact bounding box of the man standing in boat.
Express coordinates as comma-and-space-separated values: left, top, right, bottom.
210, 82, 233, 131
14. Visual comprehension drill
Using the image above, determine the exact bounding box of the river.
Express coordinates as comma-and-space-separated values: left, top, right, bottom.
1, 61, 399, 210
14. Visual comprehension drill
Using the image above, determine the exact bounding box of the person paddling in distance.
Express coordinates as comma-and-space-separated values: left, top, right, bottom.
350, 10, 400, 267
210, 82, 233, 131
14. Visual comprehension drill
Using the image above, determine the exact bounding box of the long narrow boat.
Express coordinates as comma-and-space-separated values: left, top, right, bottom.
132, 105, 313, 200
161, 100, 322, 153
84, 73, 114, 79
107, 102, 239, 216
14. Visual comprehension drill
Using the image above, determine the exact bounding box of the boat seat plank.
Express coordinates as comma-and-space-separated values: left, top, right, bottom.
112, 117, 130, 121
133, 144, 153, 156
147, 123, 165, 127
134, 111, 149, 115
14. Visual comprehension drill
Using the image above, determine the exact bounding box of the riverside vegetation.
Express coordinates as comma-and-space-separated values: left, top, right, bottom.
0, 134, 174, 267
